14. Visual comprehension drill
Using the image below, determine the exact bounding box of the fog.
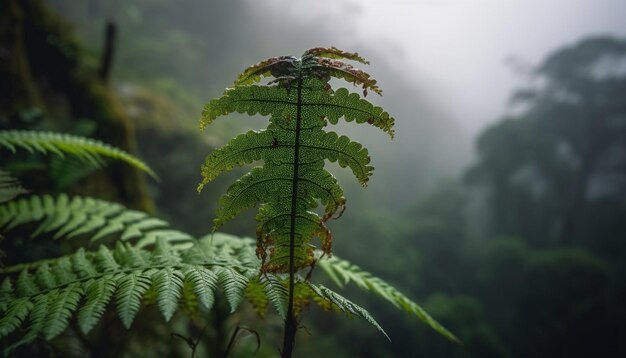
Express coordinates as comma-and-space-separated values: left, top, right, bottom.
235, 0, 626, 207
4, 0, 626, 356
264, 0, 626, 136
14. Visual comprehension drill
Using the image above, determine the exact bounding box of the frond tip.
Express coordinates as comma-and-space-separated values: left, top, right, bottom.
0, 130, 157, 179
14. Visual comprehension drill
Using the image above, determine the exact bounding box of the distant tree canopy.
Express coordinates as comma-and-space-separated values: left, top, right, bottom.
467, 36, 626, 247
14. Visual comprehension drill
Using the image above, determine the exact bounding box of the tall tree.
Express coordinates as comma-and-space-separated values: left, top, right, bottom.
467, 37, 626, 245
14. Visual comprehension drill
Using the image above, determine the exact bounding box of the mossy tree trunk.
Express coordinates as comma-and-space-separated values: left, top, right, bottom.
0, 0, 153, 212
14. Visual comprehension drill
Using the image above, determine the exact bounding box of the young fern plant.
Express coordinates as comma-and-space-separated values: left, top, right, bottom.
198, 47, 456, 356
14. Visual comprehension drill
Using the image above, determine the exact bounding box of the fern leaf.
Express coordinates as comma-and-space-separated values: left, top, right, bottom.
35, 263, 57, 290
115, 272, 152, 328
71, 248, 99, 278
261, 274, 288, 318
16, 270, 39, 297
318, 256, 460, 343
303, 87, 394, 137
200, 85, 296, 130
0, 195, 189, 247
19, 293, 51, 345
0, 298, 32, 338
94, 245, 120, 272
0, 235, 260, 349
78, 277, 116, 334
306, 283, 389, 341
0, 170, 27, 203
215, 266, 249, 312
0, 278, 13, 311
183, 266, 218, 310
42, 283, 82, 340
199, 83, 393, 136
0, 130, 157, 178
153, 268, 184, 321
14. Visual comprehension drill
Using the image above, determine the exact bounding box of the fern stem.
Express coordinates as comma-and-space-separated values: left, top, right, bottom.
282, 77, 303, 358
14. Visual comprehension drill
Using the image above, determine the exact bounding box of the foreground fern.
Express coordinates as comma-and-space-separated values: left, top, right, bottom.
0, 232, 256, 351
198, 47, 454, 356
0, 130, 156, 178
0, 201, 391, 354
0, 194, 456, 355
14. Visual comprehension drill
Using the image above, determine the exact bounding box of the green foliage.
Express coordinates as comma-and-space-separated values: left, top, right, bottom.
0, 170, 27, 204
197, 47, 394, 273
0, 192, 456, 352
0, 195, 416, 353
318, 256, 459, 343
0, 130, 156, 178
0, 194, 190, 246
0, 235, 257, 350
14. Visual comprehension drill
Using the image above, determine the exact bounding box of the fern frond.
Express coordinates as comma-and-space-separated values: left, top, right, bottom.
199, 49, 397, 275
198, 129, 373, 190
0, 237, 259, 349
153, 268, 184, 321
318, 256, 460, 343
261, 274, 288, 318
0, 298, 32, 337
42, 283, 83, 340
115, 271, 152, 329
78, 276, 116, 333
199, 83, 394, 137
0, 194, 192, 247
0, 170, 27, 204
306, 282, 389, 341
0, 130, 157, 178
214, 266, 249, 312
183, 266, 218, 310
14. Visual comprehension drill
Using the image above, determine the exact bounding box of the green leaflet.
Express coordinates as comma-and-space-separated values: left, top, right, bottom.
198, 49, 394, 273
318, 256, 460, 343
199, 83, 393, 137
0, 130, 157, 178
0, 170, 27, 204
215, 266, 249, 312
78, 277, 116, 334
0, 194, 193, 253
306, 283, 390, 341
0, 237, 258, 351
115, 271, 152, 329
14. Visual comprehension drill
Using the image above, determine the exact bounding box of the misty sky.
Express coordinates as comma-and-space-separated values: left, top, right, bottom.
262, 0, 626, 136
